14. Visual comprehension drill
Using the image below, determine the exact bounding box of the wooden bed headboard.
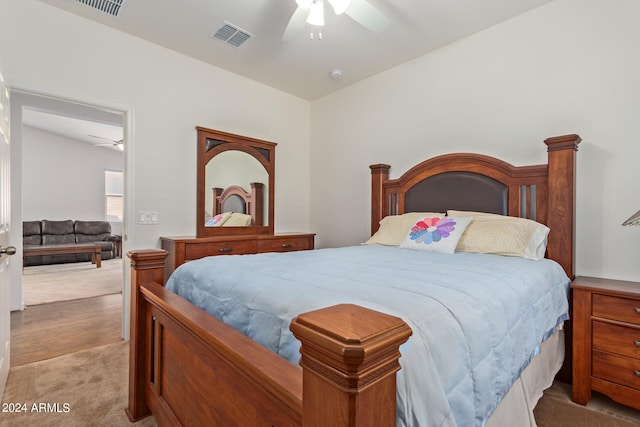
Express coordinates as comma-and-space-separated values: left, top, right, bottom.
370, 134, 581, 279
211, 182, 264, 226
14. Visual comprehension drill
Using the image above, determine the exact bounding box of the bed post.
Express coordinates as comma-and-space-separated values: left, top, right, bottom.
125, 249, 168, 422
250, 182, 264, 226
544, 134, 581, 280
370, 164, 391, 235
290, 304, 412, 427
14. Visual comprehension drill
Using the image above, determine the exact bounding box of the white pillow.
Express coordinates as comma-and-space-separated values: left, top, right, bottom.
400, 216, 473, 254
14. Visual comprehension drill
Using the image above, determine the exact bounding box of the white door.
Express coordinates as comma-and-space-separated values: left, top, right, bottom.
0, 71, 14, 396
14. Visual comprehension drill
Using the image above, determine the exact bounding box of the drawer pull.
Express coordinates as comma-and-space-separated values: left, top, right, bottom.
635, 370, 640, 378
636, 308, 640, 314
635, 340, 640, 348
281, 243, 293, 248
218, 247, 233, 253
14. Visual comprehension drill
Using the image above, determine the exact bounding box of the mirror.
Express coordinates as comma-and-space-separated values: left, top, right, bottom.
205, 151, 268, 225
196, 126, 276, 237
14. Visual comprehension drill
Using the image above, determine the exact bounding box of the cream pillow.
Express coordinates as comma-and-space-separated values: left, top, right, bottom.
400, 216, 473, 254
364, 212, 445, 246
222, 212, 252, 226
447, 210, 549, 260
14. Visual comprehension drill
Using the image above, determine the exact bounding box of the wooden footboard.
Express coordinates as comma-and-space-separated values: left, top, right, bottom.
126, 250, 412, 426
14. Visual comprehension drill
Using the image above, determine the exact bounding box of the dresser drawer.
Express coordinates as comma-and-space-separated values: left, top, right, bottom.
593, 294, 640, 325
257, 236, 313, 253
185, 240, 257, 260
593, 321, 640, 359
592, 350, 640, 390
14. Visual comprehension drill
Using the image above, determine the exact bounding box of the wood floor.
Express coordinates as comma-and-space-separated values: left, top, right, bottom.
10, 293, 123, 366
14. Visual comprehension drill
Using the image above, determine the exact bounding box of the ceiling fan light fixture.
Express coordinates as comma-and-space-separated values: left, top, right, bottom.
328, 0, 350, 15
306, 0, 325, 26
296, 0, 312, 7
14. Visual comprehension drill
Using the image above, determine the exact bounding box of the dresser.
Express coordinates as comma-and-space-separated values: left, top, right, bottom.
571, 276, 640, 410
160, 233, 315, 282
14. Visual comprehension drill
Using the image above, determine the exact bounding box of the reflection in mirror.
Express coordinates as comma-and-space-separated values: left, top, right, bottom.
196, 126, 276, 238
205, 151, 268, 226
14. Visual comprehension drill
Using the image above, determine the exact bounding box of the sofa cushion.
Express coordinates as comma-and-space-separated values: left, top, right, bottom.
23, 221, 42, 245
74, 221, 111, 236
42, 219, 74, 235
41, 220, 75, 245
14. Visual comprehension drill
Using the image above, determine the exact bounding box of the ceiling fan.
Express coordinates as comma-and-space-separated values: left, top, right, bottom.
283, 0, 389, 41
89, 134, 124, 151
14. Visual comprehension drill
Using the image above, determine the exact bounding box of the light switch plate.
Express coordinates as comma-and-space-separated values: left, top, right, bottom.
138, 211, 158, 224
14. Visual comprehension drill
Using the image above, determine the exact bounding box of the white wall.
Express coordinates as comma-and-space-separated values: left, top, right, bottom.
0, 0, 312, 252
22, 126, 123, 223
4, 0, 638, 285
1, 0, 311, 315
311, 0, 640, 281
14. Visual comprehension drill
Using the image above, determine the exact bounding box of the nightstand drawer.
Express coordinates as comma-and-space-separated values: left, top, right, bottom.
593, 294, 640, 325
185, 240, 257, 259
593, 350, 640, 390
593, 321, 640, 359
257, 236, 313, 253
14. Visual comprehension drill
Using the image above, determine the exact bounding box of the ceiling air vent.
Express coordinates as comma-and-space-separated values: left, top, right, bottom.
75, 0, 125, 17
211, 21, 253, 48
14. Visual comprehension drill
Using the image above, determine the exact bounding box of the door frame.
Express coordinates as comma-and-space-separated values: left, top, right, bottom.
0, 70, 12, 397
9, 87, 134, 340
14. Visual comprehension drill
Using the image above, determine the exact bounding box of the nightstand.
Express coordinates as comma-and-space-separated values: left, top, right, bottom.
571, 276, 640, 410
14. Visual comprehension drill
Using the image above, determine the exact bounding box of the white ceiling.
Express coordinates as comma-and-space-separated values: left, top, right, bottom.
37, 0, 554, 100
22, 108, 124, 152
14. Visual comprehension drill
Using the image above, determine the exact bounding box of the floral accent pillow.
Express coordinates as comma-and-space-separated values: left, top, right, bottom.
364, 212, 446, 246
205, 212, 232, 227
400, 216, 473, 254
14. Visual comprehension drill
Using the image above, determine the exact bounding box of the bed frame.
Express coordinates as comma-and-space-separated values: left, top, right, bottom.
126, 134, 580, 426
211, 183, 264, 226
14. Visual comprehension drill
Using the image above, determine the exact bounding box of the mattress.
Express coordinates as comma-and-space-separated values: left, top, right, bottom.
166, 245, 570, 426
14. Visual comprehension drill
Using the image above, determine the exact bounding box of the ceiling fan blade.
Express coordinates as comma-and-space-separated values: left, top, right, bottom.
89, 134, 114, 142
345, 0, 389, 33
282, 6, 309, 41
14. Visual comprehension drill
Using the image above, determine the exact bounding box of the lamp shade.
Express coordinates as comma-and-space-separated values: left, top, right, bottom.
622, 209, 640, 226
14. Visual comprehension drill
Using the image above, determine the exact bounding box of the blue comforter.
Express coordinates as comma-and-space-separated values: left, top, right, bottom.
166, 245, 570, 427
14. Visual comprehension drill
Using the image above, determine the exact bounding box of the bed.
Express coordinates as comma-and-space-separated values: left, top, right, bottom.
209, 183, 264, 226
126, 134, 580, 426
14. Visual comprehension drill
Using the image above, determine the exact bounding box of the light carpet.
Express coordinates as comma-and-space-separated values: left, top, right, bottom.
0, 341, 156, 427
22, 259, 123, 306
534, 381, 640, 427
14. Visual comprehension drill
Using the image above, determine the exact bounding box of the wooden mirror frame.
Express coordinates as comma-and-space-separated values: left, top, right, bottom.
196, 126, 276, 237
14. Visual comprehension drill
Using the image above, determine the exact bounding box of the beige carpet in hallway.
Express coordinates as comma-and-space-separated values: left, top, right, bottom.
22, 258, 123, 306
0, 341, 155, 427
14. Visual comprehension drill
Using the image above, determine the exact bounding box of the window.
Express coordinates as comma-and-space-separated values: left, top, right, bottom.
105, 170, 123, 222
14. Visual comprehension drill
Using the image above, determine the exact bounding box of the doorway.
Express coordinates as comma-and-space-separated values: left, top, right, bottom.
8, 89, 132, 355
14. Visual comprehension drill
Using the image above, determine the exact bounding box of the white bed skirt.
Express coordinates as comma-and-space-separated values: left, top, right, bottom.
485, 328, 564, 427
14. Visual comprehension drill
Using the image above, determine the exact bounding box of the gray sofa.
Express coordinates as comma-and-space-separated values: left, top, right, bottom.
23, 220, 117, 266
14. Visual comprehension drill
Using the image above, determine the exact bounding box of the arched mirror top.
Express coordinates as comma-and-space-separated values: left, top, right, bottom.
196, 126, 276, 238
